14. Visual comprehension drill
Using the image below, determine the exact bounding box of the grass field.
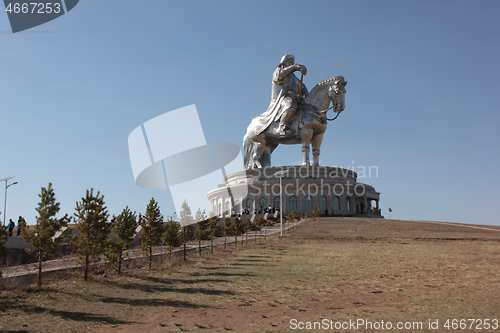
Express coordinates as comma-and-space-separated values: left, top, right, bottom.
1, 217, 499, 332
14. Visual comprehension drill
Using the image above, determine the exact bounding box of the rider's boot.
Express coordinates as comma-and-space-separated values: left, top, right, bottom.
279, 108, 296, 135
277, 123, 286, 135
278, 123, 295, 136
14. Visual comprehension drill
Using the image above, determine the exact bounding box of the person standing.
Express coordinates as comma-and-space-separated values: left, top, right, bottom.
7, 219, 15, 236
17, 216, 26, 236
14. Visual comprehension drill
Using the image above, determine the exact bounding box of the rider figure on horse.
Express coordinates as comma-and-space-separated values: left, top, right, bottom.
272, 54, 309, 135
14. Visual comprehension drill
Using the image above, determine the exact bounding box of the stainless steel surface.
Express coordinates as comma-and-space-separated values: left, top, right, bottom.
244, 57, 346, 169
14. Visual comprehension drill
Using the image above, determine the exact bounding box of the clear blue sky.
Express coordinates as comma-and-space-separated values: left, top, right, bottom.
1, 1, 499, 225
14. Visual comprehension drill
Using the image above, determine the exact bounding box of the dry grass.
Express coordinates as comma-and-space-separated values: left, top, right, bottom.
1, 217, 499, 332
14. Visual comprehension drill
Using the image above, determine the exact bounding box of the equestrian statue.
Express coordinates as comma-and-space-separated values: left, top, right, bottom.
243, 54, 347, 169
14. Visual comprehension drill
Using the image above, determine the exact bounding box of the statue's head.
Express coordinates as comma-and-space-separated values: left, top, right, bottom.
279, 54, 295, 67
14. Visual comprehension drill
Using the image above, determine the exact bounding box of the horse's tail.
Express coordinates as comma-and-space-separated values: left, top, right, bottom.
243, 134, 252, 169
243, 133, 254, 169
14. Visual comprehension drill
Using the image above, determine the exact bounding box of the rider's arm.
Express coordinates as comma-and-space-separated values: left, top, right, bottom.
273, 64, 301, 84
294, 75, 308, 98
301, 82, 309, 97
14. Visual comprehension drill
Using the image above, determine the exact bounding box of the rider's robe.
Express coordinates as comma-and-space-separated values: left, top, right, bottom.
253, 66, 307, 136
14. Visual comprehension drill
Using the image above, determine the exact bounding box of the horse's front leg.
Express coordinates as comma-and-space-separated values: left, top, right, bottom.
301, 128, 313, 166
311, 133, 323, 166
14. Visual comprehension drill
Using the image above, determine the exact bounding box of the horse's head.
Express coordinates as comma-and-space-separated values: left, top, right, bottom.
327, 76, 347, 114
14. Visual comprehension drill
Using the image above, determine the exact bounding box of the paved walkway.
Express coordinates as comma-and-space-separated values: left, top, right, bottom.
1, 220, 305, 286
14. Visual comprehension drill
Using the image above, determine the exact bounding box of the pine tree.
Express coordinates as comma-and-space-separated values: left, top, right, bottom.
238, 218, 250, 245
106, 207, 137, 274
140, 198, 164, 270
0, 226, 9, 279
313, 206, 320, 217
254, 216, 266, 241
0, 226, 7, 253
223, 217, 231, 250
207, 216, 219, 255
179, 200, 194, 226
182, 225, 195, 261
163, 220, 181, 262
230, 217, 240, 249
72, 189, 110, 281
23, 183, 69, 287
195, 220, 208, 256
179, 200, 194, 261
194, 208, 208, 256
288, 210, 300, 222
194, 208, 207, 224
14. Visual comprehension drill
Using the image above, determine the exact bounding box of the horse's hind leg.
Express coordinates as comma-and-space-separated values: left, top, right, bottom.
260, 148, 272, 167
253, 135, 273, 167
311, 134, 323, 166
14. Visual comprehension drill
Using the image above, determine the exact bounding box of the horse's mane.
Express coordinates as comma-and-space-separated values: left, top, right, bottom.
304, 76, 344, 106
315, 75, 344, 88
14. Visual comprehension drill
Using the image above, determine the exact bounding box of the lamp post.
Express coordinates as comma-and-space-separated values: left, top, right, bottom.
272, 170, 289, 237
1, 176, 17, 227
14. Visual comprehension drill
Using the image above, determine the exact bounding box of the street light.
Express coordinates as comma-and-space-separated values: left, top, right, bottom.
1, 176, 18, 227
272, 170, 289, 237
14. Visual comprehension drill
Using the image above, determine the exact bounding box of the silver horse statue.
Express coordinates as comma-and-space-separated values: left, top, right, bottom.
243, 76, 347, 168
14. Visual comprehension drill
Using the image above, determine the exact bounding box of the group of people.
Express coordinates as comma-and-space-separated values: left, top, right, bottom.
231, 205, 280, 217
257, 205, 280, 215
6, 216, 26, 237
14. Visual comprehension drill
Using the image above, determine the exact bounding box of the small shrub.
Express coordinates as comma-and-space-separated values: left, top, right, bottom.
21, 285, 48, 293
